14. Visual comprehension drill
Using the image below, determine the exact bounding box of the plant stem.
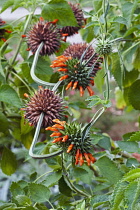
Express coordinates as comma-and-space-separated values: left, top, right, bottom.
29, 112, 63, 159
104, 55, 110, 101
30, 42, 56, 87
11, 12, 34, 65
34, 170, 54, 183
61, 154, 90, 197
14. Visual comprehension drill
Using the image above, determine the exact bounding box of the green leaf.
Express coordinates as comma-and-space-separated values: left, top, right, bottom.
122, 132, 135, 141
0, 203, 17, 210
124, 181, 140, 210
1, 147, 17, 175
42, 0, 78, 27
128, 79, 140, 110
76, 200, 85, 210
117, 141, 138, 153
98, 135, 111, 150
111, 52, 122, 89
123, 168, 140, 182
128, 131, 140, 142
122, 2, 135, 27
42, 170, 62, 187
113, 16, 127, 25
95, 156, 122, 185
0, 84, 22, 108
115, 87, 126, 109
10, 182, 25, 197
0, 0, 14, 13
15, 195, 32, 206
0, 111, 9, 132
91, 194, 109, 208
73, 167, 92, 184
28, 183, 50, 203
133, 47, 140, 70
123, 69, 139, 88
58, 176, 72, 197
126, 158, 139, 168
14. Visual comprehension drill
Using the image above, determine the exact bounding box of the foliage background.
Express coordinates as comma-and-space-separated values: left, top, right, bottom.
0, 0, 140, 209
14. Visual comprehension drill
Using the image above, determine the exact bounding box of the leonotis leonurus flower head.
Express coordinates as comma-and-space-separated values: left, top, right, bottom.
60, 2, 85, 37
46, 119, 96, 166
27, 18, 61, 56
50, 43, 102, 96
22, 87, 64, 128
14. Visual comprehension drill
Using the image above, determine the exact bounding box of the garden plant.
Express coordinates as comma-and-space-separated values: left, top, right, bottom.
0, 0, 140, 209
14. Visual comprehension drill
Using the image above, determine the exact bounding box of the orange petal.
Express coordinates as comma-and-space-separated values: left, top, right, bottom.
52, 119, 66, 126
57, 68, 68, 72
50, 132, 62, 137
79, 153, 84, 166
79, 86, 84, 97
84, 153, 91, 166
88, 153, 96, 163
62, 135, 69, 142
66, 81, 73, 90
90, 79, 94, 86
24, 93, 29, 98
52, 137, 63, 143
67, 144, 74, 153
59, 75, 68, 81
45, 127, 58, 132
72, 81, 78, 90
52, 124, 64, 129
87, 86, 94, 96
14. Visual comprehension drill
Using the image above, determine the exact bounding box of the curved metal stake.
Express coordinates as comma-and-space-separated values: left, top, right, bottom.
29, 112, 63, 159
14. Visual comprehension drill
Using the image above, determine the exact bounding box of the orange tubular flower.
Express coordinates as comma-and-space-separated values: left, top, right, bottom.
79, 86, 84, 97
86, 86, 94, 96
50, 132, 62, 137
59, 75, 68, 81
65, 81, 73, 90
67, 144, 74, 153
88, 153, 96, 163
52, 119, 66, 126
52, 137, 63, 143
75, 149, 80, 165
57, 68, 68, 72
52, 124, 64, 129
45, 127, 58, 132
72, 81, 78, 90
79, 153, 84, 166
84, 153, 91, 166
62, 135, 69, 142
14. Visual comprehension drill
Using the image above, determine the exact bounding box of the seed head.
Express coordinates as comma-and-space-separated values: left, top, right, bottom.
27, 20, 61, 56
22, 88, 64, 128
46, 120, 96, 166
60, 3, 85, 36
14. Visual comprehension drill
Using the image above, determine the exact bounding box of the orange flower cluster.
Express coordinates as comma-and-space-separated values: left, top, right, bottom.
50, 55, 94, 97
45, 119, 96, 166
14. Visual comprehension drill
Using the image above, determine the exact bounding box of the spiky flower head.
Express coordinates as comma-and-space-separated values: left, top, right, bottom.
22, 88, 64, 128
46, 119, 96, 166
50, 43, 102, 96
27, 18, 61, 56
60, 2, 85, 36
96, 39, 112, 55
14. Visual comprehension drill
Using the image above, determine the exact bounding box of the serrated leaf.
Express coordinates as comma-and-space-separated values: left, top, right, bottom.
73, 167, 92, 184
1, 147, 17, 175
123, 69, 139, 88
122, 2, 135, 27
124, 181, 140, 210
111, 52, 122, 89
0, 84, 22, 108
95, 156, 122, 185
15, 195, 32, 206
117, 141, 138, 153
91, 194, 109, 208
122, 132, 135, 141
113, 16, 127, 25
58, 176, 72, 197
128, 131, 140, 142
128, 79, 140, 110
10, 182, 25, 197
42, 0, 78, 27
122, 168, 140, 182
42, 170, 62, 187
126, 158, 139, 168
28, 183, 50, 202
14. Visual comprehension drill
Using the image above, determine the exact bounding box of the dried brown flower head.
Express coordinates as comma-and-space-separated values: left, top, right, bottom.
22, 88, 64, 128
27, 19, 61, 56
60, 3, 85, 36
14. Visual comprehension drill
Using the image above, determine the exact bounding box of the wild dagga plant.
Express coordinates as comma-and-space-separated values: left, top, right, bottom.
0, 0, 140, 209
